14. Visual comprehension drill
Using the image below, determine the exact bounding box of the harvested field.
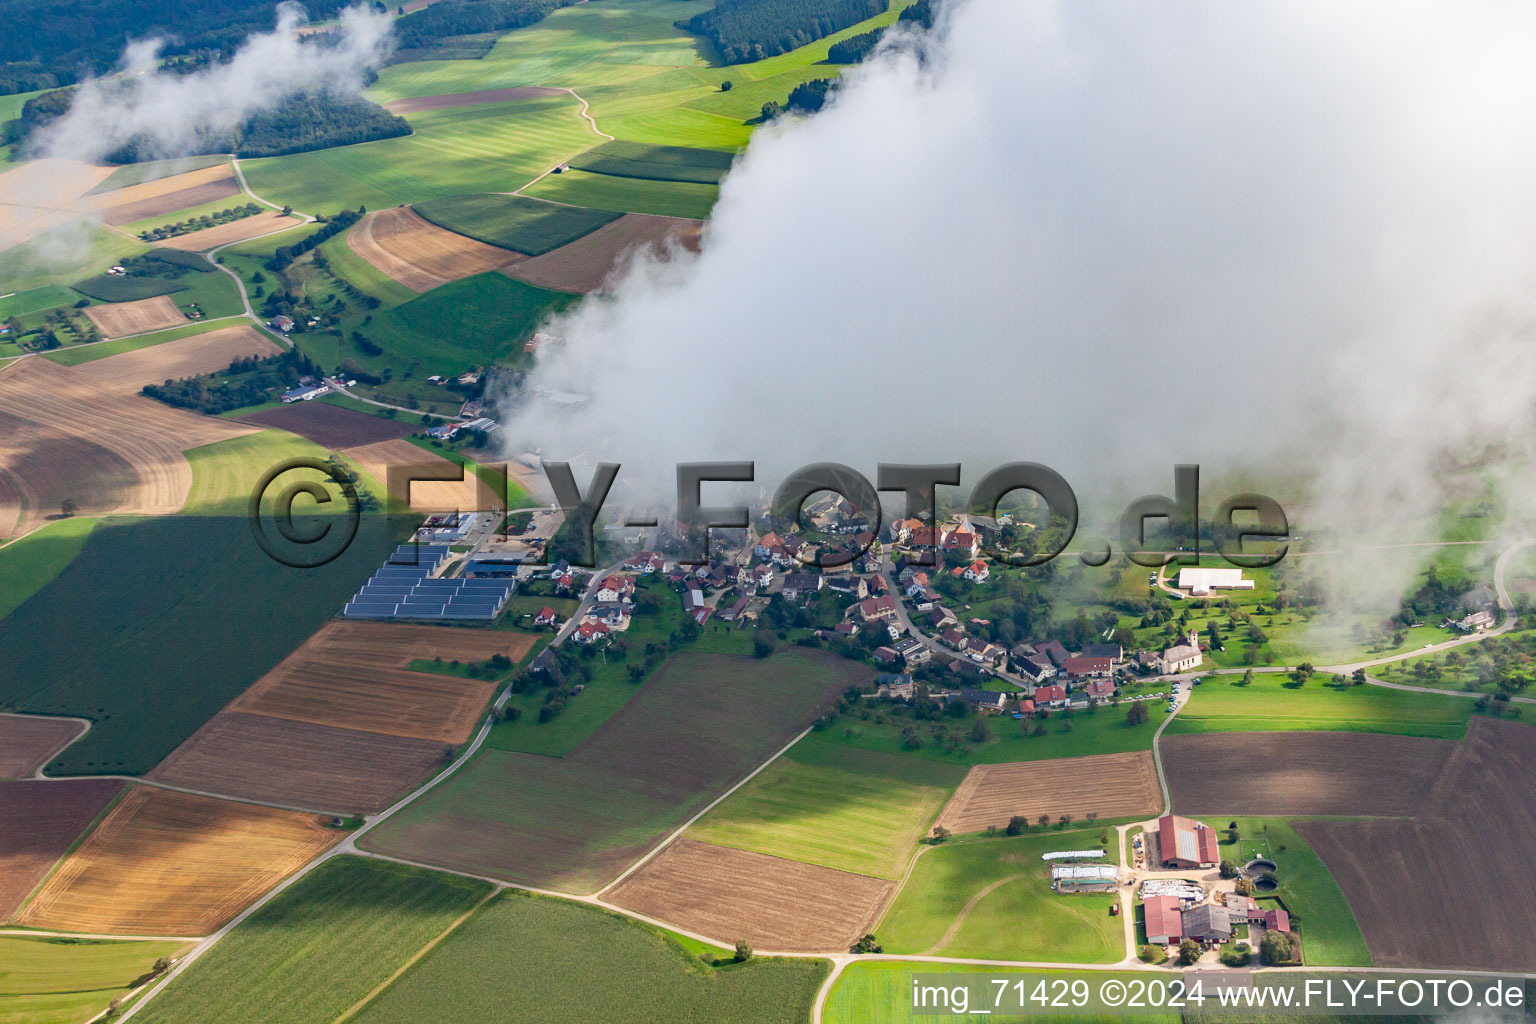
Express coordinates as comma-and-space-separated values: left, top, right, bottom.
0, 327, 274, 534
0, 714, 85, 778
0, 160, 117, 250
342, 438, 504, 512
0, 408, 139, 539
238, 401, 416, 448
84, 164, 233, 215
148, 711, 451, 814
504, 213, 703, 294
347, 207, 523, 292
17, 786, 341, 936
1164, 731, 1456, 817
82, 295, 187, 338
382, 86, 566, 114
225, 621, 520, 743
1296, 718, 1536, 971
936, 751, 1163, 835
97, 175, 241, 226
0, 779, 123, 920
362, 649, 860, 893
156, 210, 296, 251
606, 839, 894, 952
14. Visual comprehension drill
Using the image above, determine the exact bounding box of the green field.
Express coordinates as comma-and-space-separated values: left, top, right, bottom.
1217, 817, 1372, 966
823, 696, 1170, 766
413, 193, 622, 255
181, 430, 382, 515
0, 285, 83, 322
1166, 672, 1479, 739
133, 856, 493, 1024
0, 220, 149, 296
348, 891, 828, 1024
85, 155, 230, 195
362, 649, 858, 892
1373, 626, 1536, 694
0, 517, 99, 621
877, 829, 1123, 963
71, 252, 243, 319
0, 935, 191, 1024
241, 95, 603, 212
522, 168, 718, 219
568, 139, 735, 183
0, 512, 407, 774
686, 734, 964, 879
823, 963, 1181, 1024
40, 316, 253, 366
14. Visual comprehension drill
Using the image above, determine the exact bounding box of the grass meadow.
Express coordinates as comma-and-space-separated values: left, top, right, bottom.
686, 734, 964, 879
521, 168, 719, 219
133, 856, 493, 1024
0, 935, 191, 1024
41, 316, 251, 366
0, 516, 99, 620
413, 193, 621, 255
876, 828, 1123, 963
1165, 671, 1478, 739
348, 891, 829, 1024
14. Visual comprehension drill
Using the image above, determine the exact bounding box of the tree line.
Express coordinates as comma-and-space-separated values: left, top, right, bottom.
142, 348, 323, 415
269, 208, 365, 271
677, 0, 888, 65
391, 0, 565, 55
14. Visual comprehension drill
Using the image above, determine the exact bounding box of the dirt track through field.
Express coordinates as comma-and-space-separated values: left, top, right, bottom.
0, 715, 85, 778
82, 295, 187, 338
347, 207, 523, 292
0, 328, 275, 536
504, 213, 702, 294
936, 751, 1162, 835
156, 210, 297, 251
0, 779, 123, 920
1163, 731, 1456, 817
382, 86, 566, 113
605, 839, 895, 952
16, 786, 341, 935
341, 438, 505, 512
1296, 718, 1536, 972
97, 175, 242, 226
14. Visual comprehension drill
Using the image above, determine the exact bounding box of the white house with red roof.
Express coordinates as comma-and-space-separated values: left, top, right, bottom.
573, 621, 611, 645
534, 606, 557, 627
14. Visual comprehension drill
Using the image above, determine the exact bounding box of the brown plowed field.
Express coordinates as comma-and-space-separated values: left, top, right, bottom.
1163, 731, 1455, 817
0, 409, 139, 538
97, 175, 242, 226
0, 714, 86, 779
504, 213, 703, 294
347, 207, 523, 292
148, 711, 450, 814
83, 163, 233, 215
0, 779, 122, 920
238, 401, 416, 448
224, 621, 524, 743
383, 86, 566, 113
936, 751, 1162, 835
17, 786, 340, 936
0, 329, 275, 533
606, 839, 895, 952
1296, 718, 1536, 971
82, 295, 187, 338
157, 210, 297, 251
341, 438, 505, 512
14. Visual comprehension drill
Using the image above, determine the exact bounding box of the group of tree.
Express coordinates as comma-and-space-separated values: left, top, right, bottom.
15, 88, 407, 162
139, 203, 262, 242
270, 208, 365, 271
391, 0, 564, 56
141, 347, 321, 415
0, 0, 354, 95
678, 0, 889, 65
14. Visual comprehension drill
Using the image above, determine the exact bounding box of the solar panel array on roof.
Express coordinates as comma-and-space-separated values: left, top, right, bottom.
341, 545, 516, 621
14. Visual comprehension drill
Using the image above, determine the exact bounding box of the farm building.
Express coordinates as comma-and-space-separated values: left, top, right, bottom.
1182, 903, 1232, 943
281, 384, 327, 403
1175, 567, 1254, 594
1143, 894, 1184, 944
1051, 864, 1118, 893
1063, 656, 1114, 680
1157, 814, 1220, 869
